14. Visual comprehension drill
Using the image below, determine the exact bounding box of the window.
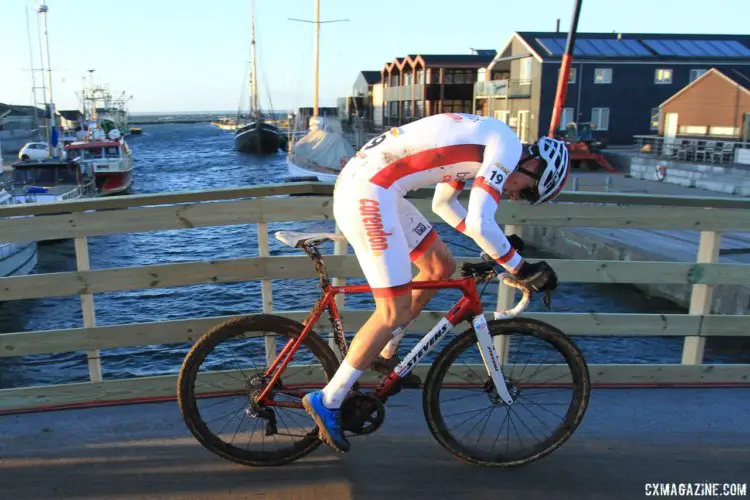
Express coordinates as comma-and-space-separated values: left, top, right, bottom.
443, 99, 471, 113
678, 125, 707, 135
594, 68, 612, 84
591, 108, 610, 131
444, 69, 472, 84
559, 67, 576, 83
494, 110, 508, 122
415, 101, 424, 118
655, 68, 673, 84
709, 126, 738, 136
689, 69, 707, 82
560, 108, 575, 130
519, 58, 532, 81
650, 108, 661, 131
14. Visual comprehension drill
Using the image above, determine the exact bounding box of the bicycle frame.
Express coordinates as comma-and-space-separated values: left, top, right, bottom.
256, 244, 516, 407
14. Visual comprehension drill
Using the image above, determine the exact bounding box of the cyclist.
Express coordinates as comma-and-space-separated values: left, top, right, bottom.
302, 112, 568, 453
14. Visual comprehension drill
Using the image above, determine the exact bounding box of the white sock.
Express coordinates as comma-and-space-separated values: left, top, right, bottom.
321, 360, 363, 409
379, 326, 406, 359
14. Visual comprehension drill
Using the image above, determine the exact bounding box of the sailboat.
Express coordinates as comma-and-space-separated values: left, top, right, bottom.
285, 0, 354, 182
233, 0, 280, 154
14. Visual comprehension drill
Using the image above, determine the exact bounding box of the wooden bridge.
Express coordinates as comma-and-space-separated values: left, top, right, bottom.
1, 182, 749, 412
0, 183, 748, 498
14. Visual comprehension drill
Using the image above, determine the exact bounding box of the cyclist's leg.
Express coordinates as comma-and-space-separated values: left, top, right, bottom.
399, 197, 457, 320
303, 183, 413, 452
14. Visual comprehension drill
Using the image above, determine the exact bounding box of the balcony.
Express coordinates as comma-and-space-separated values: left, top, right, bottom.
383, 85, 424, 102
474, 79, 531, 99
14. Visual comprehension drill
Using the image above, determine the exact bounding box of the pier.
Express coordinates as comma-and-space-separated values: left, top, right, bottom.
1, 182, 748, 497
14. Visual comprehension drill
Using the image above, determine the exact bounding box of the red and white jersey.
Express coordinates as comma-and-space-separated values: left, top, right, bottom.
335, 112, 525, 274
338, 112, 522, 197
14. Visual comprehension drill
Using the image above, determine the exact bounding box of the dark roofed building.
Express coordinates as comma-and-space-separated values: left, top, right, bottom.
473, 31, 750, 144
381, 50, 497, 126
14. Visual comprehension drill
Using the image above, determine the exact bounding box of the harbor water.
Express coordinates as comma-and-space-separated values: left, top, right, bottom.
1, 123, 747, 390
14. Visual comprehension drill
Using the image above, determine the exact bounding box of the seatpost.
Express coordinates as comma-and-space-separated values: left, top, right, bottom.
302, 244, 331, 289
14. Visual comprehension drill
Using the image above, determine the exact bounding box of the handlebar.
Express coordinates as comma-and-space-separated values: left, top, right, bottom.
473, 251, 552, 320
493, 274, 533, 320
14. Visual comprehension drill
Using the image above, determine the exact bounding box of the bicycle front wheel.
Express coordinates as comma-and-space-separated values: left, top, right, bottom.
423, 317, 590, 467
177, 314, 340, 467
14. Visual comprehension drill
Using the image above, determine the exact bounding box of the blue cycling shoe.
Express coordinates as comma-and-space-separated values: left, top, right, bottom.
302, 391, 350, 453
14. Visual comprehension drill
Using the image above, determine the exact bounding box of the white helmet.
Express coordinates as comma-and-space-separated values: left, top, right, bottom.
516, 136, 569, 205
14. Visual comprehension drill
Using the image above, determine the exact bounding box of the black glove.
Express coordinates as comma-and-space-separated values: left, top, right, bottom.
506, 234, 525, 253
514, 260, 558, 293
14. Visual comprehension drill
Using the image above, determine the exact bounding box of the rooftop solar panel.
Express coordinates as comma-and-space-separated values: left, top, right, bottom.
725, 40, 750, 56
662, 39, 693, 56
575, 39, 601, 56
643, 39, 671, 56
676, 39, 709, 56
705, 40, 738, 56
621, 39, 653, 56
602, 38, 636, 56
536, 38, 564, 56
588, 39, 619, 56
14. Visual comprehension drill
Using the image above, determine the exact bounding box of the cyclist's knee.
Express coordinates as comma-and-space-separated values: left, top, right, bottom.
415, 238, 456, 279
374, 294, 412, 328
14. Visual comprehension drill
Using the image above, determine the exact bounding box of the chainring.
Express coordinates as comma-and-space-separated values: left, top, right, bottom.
340, 393, 386, 435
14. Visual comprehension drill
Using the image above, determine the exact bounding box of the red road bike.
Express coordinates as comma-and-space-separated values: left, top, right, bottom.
177, 230, 590, 467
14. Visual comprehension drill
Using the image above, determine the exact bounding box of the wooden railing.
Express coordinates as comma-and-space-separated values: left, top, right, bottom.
1, 182, 749, 414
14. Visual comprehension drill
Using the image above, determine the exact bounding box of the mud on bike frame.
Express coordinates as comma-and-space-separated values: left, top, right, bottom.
255, 236, 533, 407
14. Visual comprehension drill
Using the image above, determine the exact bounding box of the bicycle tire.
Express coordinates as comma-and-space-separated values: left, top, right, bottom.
177, 314, 340, 467
423, 317, 590, 467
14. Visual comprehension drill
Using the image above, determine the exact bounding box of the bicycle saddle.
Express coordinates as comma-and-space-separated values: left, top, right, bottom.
275, 230, 348, 248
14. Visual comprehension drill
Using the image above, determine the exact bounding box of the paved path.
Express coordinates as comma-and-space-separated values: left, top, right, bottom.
1, 388, 748, 499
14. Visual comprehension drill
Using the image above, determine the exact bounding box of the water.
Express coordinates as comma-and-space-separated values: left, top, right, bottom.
1, 123, 747, 390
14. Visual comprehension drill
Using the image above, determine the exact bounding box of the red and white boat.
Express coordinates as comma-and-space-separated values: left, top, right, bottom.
65, 128, 133, 196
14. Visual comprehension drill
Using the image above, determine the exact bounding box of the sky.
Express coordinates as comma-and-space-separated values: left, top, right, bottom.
1, 0, 749, 113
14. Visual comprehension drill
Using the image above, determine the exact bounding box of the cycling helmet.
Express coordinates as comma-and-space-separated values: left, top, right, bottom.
515, 136, 569, 205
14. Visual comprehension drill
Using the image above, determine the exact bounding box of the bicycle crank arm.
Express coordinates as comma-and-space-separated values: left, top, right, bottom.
471, 315, 514, 405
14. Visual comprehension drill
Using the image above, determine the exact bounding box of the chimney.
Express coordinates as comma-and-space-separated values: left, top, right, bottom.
556, 18, 560, 32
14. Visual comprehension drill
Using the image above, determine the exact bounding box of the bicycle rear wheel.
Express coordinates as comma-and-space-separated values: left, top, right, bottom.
177, 314, 340, 467
423, 317, 590, 467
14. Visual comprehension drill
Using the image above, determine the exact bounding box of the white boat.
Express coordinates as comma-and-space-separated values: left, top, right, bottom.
285, 0, 354, 182
0, 187, 38, 279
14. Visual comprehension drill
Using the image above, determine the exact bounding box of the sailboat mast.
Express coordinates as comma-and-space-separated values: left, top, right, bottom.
38, 0, 56, 156
313, 0, 320, 117
250, 0, 259, 119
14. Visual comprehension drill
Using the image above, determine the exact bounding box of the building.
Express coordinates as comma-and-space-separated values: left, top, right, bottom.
337, 71, 382, 131
658, 68, 750, 142
474, 32, 750, 145
0, 103, 45, 153
381, 50, 497, 126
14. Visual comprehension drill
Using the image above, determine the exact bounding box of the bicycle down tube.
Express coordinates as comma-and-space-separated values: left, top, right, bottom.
257, 275, 516, 407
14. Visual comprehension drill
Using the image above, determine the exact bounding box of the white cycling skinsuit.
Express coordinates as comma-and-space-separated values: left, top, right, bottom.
333, 112, 524, 298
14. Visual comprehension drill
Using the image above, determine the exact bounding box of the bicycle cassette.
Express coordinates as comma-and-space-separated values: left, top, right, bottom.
340, 393, 385, 435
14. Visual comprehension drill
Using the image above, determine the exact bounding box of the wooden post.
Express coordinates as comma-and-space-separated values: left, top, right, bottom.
681, 230, 721, 364
330, 224, 347, 360
74, 236, 102, 382
493, 224, 523, 363
257, 223, 275, 365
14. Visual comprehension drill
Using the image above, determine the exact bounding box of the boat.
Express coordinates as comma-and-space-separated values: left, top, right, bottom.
285, 0, 354, 182
0, 186, 38, 279
211, 117, 240, 132
9, 157, 97, 204
233, 0, 280, 154
64, 127, 133, 196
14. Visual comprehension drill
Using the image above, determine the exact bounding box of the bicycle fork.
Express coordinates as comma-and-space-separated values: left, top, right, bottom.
471, 315, 515, 405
